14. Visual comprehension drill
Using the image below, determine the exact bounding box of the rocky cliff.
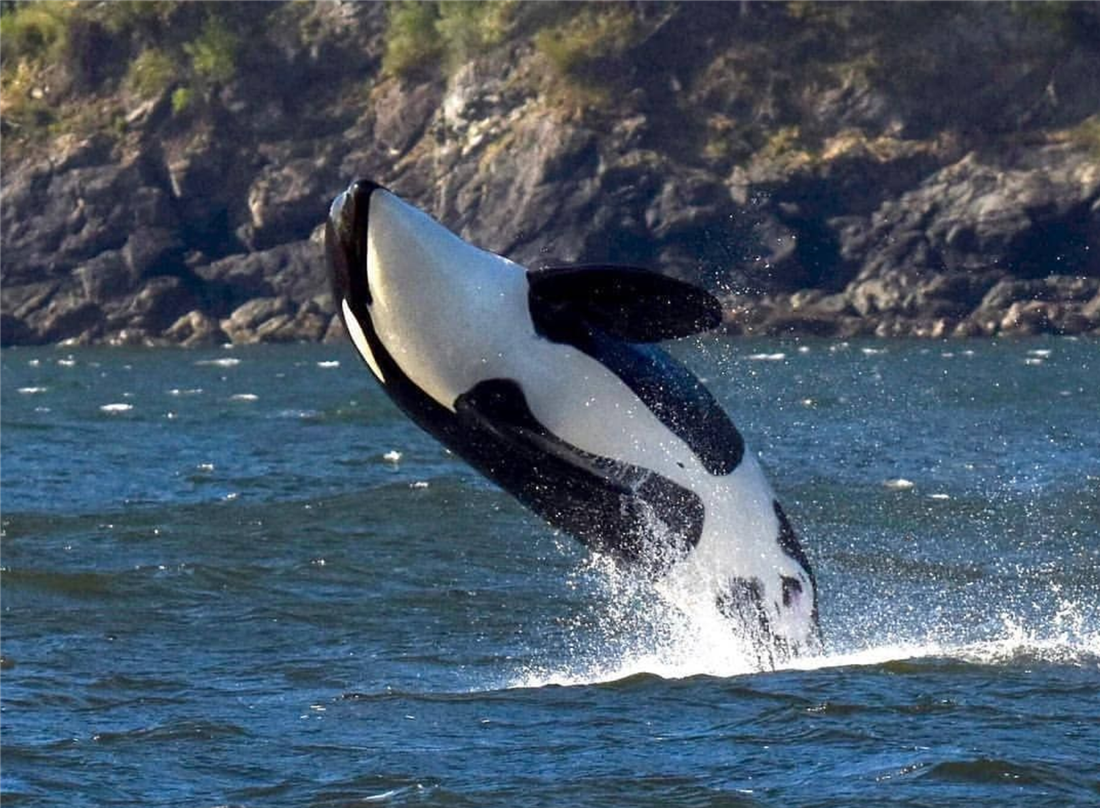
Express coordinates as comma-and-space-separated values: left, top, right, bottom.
2, 1, 1099, 346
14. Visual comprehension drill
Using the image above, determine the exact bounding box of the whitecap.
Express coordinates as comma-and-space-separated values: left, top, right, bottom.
884, 478, 915, 490
861, 347, 887, 356
410, 481, 430, 489
1027, 348, 1052, 358
362, 790, 404, 803
230, 393, 258, 402
747, 352, 786, 362
929, 493, 951, 500
100, 403, 133, 413
196, 358, 241, 368
273, 409, 316, 419
17, 386, 47, 394
57, 357, 76, 367
317, 360, 341, 368
383, 450, 403, 463
168, 388, 204, 396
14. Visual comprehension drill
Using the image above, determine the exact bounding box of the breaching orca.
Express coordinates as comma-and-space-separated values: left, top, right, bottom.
326, 179, 821, 664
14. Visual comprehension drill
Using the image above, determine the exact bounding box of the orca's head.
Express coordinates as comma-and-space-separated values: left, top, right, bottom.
326, 176, 494, 316
326, 178, 521, 398
326, 179, 466, 385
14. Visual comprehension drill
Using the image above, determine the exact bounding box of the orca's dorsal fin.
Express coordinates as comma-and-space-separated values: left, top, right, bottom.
527, 264, 723, 343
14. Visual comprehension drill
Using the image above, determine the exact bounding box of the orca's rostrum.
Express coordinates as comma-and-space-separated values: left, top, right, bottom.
326, 179, 821, 665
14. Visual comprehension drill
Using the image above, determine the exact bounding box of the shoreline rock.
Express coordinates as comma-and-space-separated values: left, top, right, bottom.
2, 3, 1098, 346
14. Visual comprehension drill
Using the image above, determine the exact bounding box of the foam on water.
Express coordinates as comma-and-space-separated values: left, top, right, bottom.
510, 556, 1100, 690
512, 556, 765, 688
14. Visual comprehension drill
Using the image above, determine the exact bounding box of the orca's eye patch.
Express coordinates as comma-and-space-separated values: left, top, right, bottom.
781, 576, 803, 607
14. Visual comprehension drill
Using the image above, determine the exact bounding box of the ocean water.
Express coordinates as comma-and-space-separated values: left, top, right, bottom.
2, 338, 1098, 807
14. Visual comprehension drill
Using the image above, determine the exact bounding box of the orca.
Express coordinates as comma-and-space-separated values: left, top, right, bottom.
326, 179, 821, 664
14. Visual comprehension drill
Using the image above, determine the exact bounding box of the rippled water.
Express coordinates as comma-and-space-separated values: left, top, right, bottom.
2, 339, 1098, 806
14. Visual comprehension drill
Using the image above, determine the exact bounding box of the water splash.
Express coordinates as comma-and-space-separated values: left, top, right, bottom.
514, 554, 764, 687
510, 555, 1100, 689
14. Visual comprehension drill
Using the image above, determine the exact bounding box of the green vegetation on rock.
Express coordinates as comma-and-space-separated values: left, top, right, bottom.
170, 85, 194, 115
125, 47, 177, 99
435, 1, 513, 68
0, 1, 256, 153
0, 0, 71, 63
0, 1, 72, 134
382, 1, 516, 79
1061, 115, 1100, 157
382, 2, 442, 78
534, 5, 643, 84
184, 13, 238, 86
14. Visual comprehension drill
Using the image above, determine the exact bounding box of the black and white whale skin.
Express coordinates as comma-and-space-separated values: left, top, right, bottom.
326, 179, 820, 663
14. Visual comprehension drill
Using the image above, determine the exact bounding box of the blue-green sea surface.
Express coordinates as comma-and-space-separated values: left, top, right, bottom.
2, 339, 1098, 807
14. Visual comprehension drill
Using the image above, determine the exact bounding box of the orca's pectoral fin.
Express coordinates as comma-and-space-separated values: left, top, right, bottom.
527, 264, 723, 343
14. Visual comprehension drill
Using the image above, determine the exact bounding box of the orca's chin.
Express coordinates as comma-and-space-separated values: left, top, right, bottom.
326, 179, 384, 308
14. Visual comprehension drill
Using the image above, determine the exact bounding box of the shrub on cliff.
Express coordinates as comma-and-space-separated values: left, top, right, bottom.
382, 2, 442, 79
184, 13, 238, 87
0, 2, 73, 133
0, 1, 71, 63
124, 47, 175, 99
534, 5, 643, 84
0, 2, 262, 151
382, 0, 515, 79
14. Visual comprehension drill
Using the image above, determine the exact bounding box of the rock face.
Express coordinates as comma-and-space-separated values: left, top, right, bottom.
2, 2, 1099, 346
